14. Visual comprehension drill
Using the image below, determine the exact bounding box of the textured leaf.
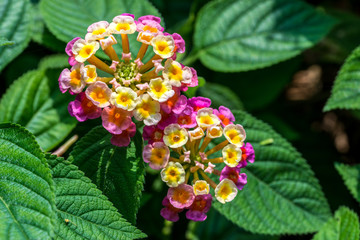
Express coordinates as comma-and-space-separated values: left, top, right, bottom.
31, 4, 66, 52
213, 110, 331, 234
40, 0, 161, 60
47, 155, 146, 240
313, 206, 359, 240
0, 0, 33, 71
0, 123, 55, 239
38, 54, 70, 70
193, 0, 335, 72
193, 208, 280, 240
324, 45, 360, 111
335, 162, 360, 204
0, 69, 77, 151
198, 82, 244, 110
69, 126, 145, 225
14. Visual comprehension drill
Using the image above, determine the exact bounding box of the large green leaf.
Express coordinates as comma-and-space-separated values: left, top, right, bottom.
198, 82, 244, 110
213, 110, 331, 234
31, 4, 66, 53
0, 0, 33, 71
313, 206, 359, 240
0, 69, 77, 151
193, 208, 280, 240
38, 54, 70, 70
0, 123, 55, 239
40, 0, 161, 60
192, 0, 335, 72
69, 126, 145, 225
335, 162, 360, 204
47, 155, 146, 240
324, 45, 360, 111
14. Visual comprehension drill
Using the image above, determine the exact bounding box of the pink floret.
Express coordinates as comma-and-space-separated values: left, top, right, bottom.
68, 92, 102, 122
186, 194, 212, 221
214, 106, 235, 126
160, 196, 183, 222
188, 96, 211, 112
66, 37, 81, 66
220, 166, 247, 190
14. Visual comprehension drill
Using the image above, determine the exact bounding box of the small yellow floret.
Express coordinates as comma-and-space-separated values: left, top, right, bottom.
215, 179, 238, 204
161, 162, 185, 187
193, 180, 210, 195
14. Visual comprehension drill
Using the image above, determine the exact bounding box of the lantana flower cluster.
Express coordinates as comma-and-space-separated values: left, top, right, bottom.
143, 100, 255, 222
59, 13, 196, 146
59, 13, 255, 222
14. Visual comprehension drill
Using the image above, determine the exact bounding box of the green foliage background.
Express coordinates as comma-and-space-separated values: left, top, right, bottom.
1, 0, 360, 239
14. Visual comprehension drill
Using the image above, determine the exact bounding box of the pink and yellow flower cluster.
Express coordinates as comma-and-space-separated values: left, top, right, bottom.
142, 97, 255, 222
59, 13, 196, 146
59, 13, 255, 222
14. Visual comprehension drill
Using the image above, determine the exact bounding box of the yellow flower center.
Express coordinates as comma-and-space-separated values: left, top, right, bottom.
116, 23, 130, 31
168, 64, 182, 81
156, 41, 171, 55
69, 69, 81, 86
143, 25, 158, 33
218, 184, 232, 198
92, 28, 106, 35
150, 148, 166, 165
89, 88, 108, 104
79, 45, 95, 59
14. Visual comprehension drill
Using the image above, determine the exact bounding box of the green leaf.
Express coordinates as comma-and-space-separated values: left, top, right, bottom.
192, 208, 280, 240
324, 45, 360, 111
0, 37, 14, 46
31, 4, 66, 52
47, 154, 146, 240
38, 54, 70, 70
192, 0, 335, 72
198, 82, 244, 110
69, 126, 145, 225
335, 162, 360, 204
40, 0, 161, 60
0, 69, 77, 151
213, 110, 331, 234
0, 123, 55, 239
313, 206, 359, 240
0, 0, 33, 71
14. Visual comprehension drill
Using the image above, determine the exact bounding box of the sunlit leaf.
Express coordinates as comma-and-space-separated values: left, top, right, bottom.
335, 162, 360, 204
324, 45, 360, 111
69, 127, 145, 225
0, 123, 55, 239
193, 0, 335, 72
47, 155, 146, 240
213, 110, 331, 234
0, 0, 33, 71
0, 69, 77, 151
313, 206, 359, 240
